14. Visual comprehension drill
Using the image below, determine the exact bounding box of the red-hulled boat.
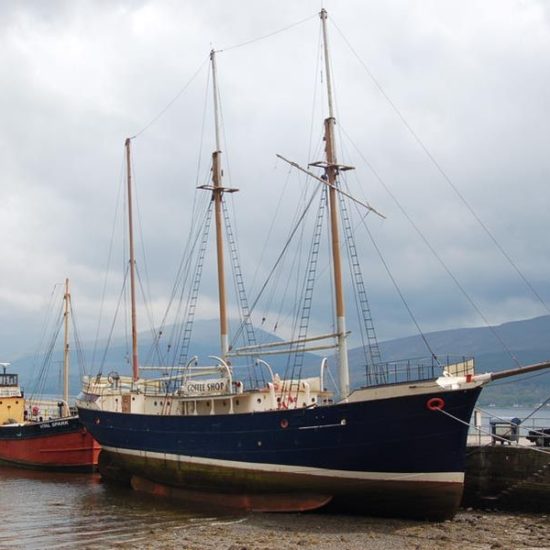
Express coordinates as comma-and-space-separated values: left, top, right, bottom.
0, 364, 99, 471
0, 280, 99, 472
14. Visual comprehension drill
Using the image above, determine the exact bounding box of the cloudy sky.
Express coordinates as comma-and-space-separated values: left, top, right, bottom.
1, 0, 550, 362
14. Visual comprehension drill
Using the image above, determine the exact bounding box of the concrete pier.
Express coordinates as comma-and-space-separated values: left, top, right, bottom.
463, 444, 550, 512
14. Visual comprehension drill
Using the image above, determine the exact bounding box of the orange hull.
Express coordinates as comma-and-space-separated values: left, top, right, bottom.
131, 474, 333, 512
0, 417, 100, 472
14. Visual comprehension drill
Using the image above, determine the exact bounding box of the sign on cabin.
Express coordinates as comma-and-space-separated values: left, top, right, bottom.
180, 379, 228, 396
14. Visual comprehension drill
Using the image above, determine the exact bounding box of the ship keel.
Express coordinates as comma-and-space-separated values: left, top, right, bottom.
100, 447, 464, 520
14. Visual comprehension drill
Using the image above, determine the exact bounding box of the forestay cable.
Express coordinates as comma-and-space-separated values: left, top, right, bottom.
330, 16, 550, 316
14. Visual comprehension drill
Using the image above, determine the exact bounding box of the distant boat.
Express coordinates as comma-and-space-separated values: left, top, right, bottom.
76, 9, 550, 519
0, 280, 99, 471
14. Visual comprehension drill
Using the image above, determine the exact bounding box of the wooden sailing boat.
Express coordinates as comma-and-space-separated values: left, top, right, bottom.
76, 10, 550, 518
0, 279, 99, 471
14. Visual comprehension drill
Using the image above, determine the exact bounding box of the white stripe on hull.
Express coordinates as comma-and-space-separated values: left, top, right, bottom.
103, 445, 464, 484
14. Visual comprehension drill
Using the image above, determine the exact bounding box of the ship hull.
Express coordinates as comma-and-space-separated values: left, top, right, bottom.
78, 385, 481, 519
0, 416, 100, 472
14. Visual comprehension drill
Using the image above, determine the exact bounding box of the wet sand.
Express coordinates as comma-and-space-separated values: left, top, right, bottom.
1, 467, 546, 549
121, 510, 549, 550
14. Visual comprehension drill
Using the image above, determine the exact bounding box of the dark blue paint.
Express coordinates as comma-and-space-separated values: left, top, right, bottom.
78, 387, 481, 474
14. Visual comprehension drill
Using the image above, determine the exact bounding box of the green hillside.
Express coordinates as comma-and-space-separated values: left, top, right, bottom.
11, 315, 550, 406
348, 315, 550, 406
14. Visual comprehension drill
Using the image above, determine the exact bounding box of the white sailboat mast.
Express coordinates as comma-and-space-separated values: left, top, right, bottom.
210, 49, 229, 358
125, 137, 140, 381
63, 277, 70, 414
320, 9, 350, 398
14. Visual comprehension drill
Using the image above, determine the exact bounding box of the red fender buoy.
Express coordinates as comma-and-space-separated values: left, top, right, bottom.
426, 397, 445, 411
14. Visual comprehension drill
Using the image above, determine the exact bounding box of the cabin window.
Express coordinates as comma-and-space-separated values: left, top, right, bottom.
257, 398, 261, 404
206, 401, 210, 407
236, 399, 240, 406
154, 401, 158, 406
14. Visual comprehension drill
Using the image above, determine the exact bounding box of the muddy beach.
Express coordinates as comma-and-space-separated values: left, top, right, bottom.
122, 510, 549, 550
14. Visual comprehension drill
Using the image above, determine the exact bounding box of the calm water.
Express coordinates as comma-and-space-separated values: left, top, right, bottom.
0, 468, 239, 549
474, 406, 550, 434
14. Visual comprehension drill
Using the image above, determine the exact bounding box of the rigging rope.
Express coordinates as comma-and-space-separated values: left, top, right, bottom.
29, 295, 65, 400
130, 56, 209, 140
330, 16, 550, 318
340, 124, 522, 368
232, 173, 323, 350
130, 147, 157, 344
217, 14, 317, 53
91, 152, 126, 371
440, 407, 550, 457
69, 299, 88, 380
98, 263, 131, 374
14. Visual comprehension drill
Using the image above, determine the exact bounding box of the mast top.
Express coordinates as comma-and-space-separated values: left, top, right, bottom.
320, 8, 335, 120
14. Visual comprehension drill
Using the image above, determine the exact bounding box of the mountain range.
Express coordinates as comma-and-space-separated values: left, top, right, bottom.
11, 315, 550, 406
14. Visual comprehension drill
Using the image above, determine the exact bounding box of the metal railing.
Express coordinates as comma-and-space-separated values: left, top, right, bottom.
364, 355, 473, 387
468, 408, 550, 447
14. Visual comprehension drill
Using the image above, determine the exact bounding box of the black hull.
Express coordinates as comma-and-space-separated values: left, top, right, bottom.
78, 385, 482, 519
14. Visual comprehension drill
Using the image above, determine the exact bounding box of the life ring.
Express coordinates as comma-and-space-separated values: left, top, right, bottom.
280, 418, 289, 429
426, 397, 445, 411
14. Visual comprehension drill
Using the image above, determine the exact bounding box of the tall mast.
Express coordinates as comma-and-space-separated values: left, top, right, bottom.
320, 9, 350, 398
63, 277, 70, 414
125, 137, 140, 381
210, 49, 229, 358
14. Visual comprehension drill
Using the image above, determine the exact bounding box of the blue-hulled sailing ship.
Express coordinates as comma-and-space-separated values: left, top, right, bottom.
76, 9, 550, 520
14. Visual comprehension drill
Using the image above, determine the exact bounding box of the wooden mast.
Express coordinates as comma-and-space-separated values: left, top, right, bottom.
320, 8, 350, 399
63, 277, 70, 415
125, 137, 140, 381
210, 49, 229, 359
